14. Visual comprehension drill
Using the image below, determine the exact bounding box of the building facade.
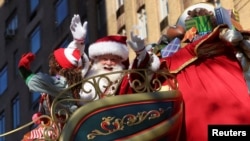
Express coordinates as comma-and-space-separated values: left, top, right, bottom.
105, 0, 250, 59
0, 0, 94, 140
105, 0, 249, 38
0, 0, 249, 140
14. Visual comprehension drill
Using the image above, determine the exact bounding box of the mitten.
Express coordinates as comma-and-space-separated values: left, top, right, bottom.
70, 14, 88, 43
18, 52, 35, 80
18, 52, 35, 70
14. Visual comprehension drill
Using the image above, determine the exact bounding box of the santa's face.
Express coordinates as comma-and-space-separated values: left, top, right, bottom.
96, 54, 123, 72
82, 54, 125, 99
87, 54, 124, 81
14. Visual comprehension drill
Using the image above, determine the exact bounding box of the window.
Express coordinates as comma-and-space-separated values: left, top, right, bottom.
159, 0, 168, 21
29, 0, 39, 13
56, 0, 68, 26
116, 0, 124, 10
118, 26, 126, 36
32, 92, 40, 103
117, 0, 124, 6
31, 92, 40, 111
5, 13, 18, 39
116, 0, 124, 18
137, 7, 148, 39
14, 51, 19, 77
12, 95, 20, 129
97, 0, 106, 36
60, 36, 71, 48
0, 112, 5, 141
30, 26, 41, 54
0, 67, 8, 95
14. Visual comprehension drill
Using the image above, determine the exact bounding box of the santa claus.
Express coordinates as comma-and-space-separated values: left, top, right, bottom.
75, 32, 161, 105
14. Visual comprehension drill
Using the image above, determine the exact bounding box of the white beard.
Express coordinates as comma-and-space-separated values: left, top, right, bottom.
79, 60, 125, 105
86, 60, 124, 82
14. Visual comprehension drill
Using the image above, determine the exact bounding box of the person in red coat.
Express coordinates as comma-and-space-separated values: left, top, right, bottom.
77, 31, 161, 105
159, 4, 250, 141
152, 4, 250, 141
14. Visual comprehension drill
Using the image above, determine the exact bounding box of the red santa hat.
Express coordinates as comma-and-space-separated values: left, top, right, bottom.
88, 35, 129, 61
53, 47, 82, 69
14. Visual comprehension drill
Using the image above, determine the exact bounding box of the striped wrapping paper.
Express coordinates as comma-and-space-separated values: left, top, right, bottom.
185, 16, 213, 33
22, 124, 57, 140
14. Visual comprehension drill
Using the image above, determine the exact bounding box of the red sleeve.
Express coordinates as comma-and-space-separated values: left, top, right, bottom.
130, 53, 151, 69
162, 34, 211, 73
118, 53, 151, 95
117, 75, 134, 95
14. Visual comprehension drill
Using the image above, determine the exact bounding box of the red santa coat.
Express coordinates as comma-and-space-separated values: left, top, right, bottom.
79, 51, 160, 103
118, 52, 160, 95
160, 25, 250, 141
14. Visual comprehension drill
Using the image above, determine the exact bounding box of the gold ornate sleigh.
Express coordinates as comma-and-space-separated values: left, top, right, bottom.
1, 69, 184, 141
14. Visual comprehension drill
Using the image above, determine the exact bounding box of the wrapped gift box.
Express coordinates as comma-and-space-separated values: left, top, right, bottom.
161, 37, 181, 58
185, 15, 213, 34
215, 7, 233, 29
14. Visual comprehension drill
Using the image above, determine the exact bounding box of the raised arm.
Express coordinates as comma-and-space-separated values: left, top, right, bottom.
127, 30, 160, 72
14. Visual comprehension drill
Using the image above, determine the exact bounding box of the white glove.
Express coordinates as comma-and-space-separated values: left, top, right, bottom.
127, 30, 145, 53
70, 14, 88, 42
126, 30, 147, 65
219, 28, 243, 46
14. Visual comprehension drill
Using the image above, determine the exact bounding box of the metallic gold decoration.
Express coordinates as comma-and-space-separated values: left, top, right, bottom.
0, 115, 60, 140
87, 107, 171, 140
50, 69, 177, 124
232, 8, 239, 22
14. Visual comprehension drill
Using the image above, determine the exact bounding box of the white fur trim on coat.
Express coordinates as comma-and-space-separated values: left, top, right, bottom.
81, 53, 90, 77
129, 53, 160, 72
150, 53, 161, 72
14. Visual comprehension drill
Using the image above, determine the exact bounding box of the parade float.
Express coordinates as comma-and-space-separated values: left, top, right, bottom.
55, 70, 182, 141
0, 69, 183, 141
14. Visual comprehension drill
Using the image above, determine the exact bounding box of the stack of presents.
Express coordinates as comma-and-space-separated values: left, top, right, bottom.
153, 3, 242, 58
